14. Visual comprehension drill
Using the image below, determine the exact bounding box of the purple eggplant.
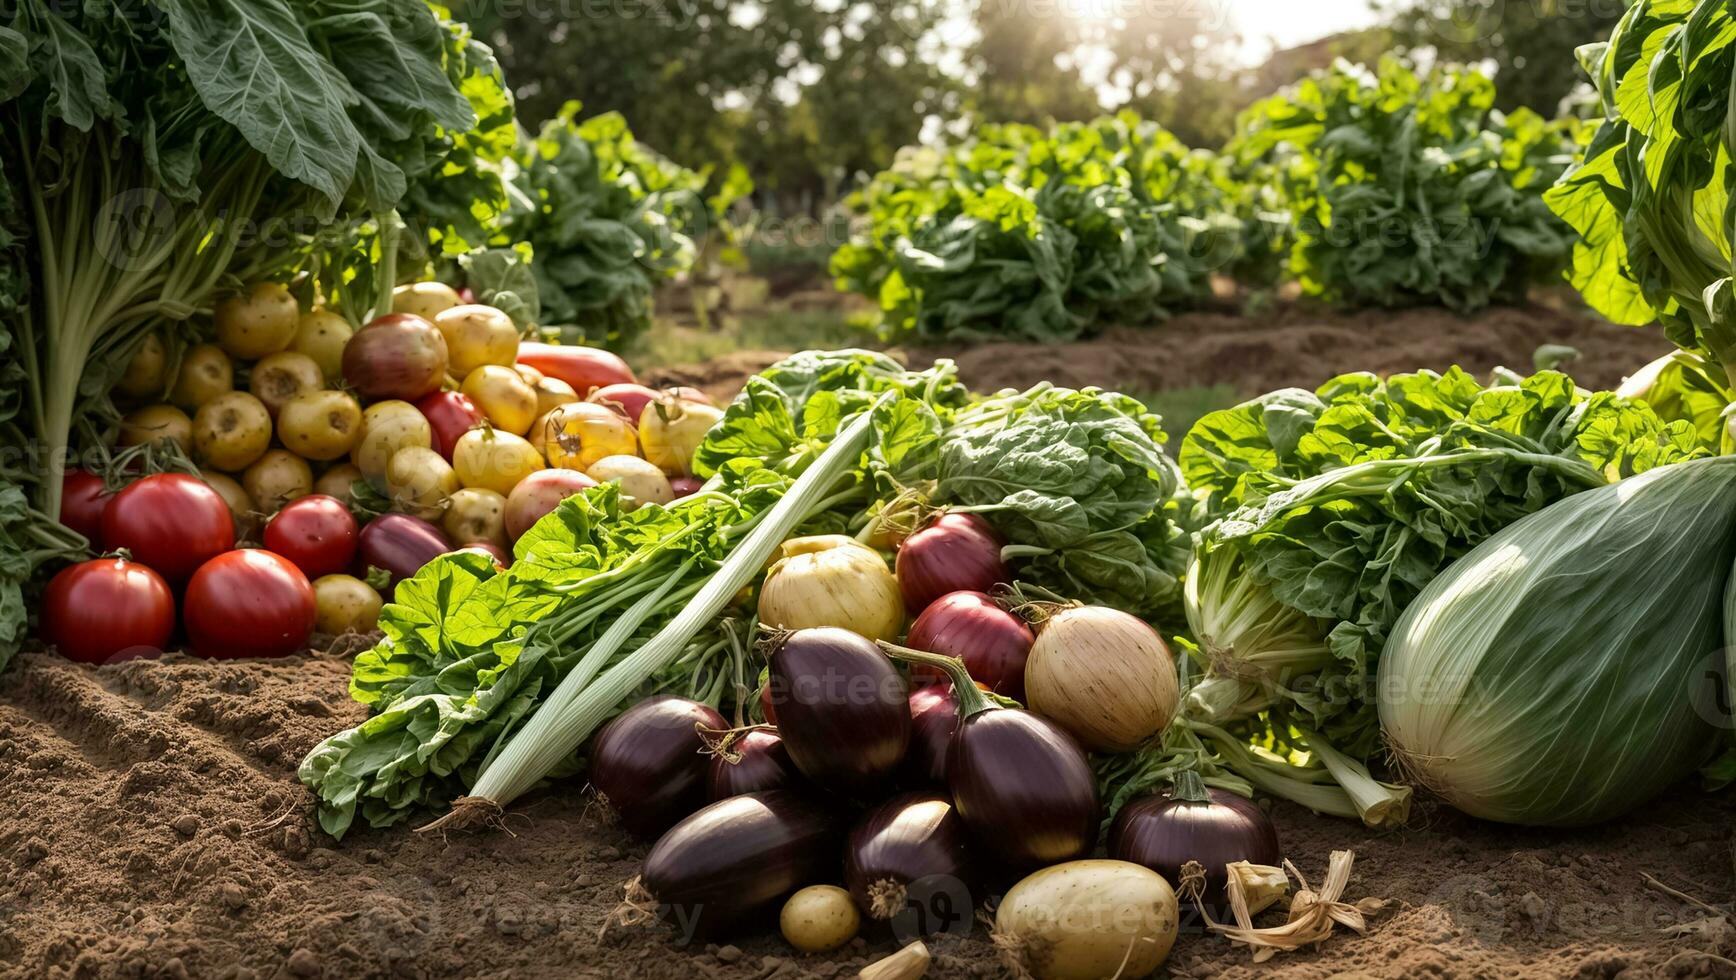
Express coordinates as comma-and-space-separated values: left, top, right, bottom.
904, 684, 958, 786
356, 513, 451, 589
767, 627, 910, 797
706, 728, 800, 801
589, 695, 726, 836
845, 793, 975, 933
1109, 772, 1281, 907
638, 790, 840, 940
882, 642, 1098, 873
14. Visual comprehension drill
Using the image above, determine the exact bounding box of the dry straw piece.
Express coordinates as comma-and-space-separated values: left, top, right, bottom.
1192, 850, 1387, 963
858, 940, 930, 980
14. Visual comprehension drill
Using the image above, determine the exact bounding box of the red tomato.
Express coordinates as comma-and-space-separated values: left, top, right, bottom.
60, 470, 113, 548
415, 390, 484, 460
263, 495, 359, 578
41, 558, 174, 663
515, 342, 634, 397
101, 473, 235, 584
182, 550, 316, 659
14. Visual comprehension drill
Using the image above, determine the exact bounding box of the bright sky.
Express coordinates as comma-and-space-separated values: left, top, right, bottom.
1224, 0, 1382, 62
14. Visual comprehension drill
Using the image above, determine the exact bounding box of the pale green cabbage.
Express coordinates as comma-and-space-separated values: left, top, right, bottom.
1379, 455, 1736, 825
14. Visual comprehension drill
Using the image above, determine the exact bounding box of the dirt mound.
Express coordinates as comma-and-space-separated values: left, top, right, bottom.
647, 303, 1673, 408
4, 648, 1734, 979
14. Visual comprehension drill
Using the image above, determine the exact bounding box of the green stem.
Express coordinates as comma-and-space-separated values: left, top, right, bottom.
877, 641, 994, 717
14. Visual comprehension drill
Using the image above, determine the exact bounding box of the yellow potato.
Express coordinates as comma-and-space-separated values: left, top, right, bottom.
313, 462, 364, 504
116, 332, 168, 399
386, 445, 460, 520
118, 404, 192, 450
200, 471, 257, 538
391, 281, 464, 322
442, 487, 509, 547
453, 426, 544, 496
278, 389, 364, 461
242, 449, 314, 514
289, 309, 354, 380
532, 376, 579, 416
586, 455, 673, 511
192, 391, 272, 471
214, 282, 299, 359
169, 343, 234, 410
313, 574, 383, 634
460, 364, 538, 436
435, 304, 519, 377
249, 351, 325, 417
514, 363, 544, 387
351, 400, 432, 483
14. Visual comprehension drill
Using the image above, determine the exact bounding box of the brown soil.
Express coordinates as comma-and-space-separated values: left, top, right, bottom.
646, 302, 1673, 407
5, 647, 1734, 980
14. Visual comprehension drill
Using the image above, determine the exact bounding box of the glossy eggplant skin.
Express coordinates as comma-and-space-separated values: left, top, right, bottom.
946, 708, 1099, 872
706, 729, 799, 802
641, 790, 840, 940
844, 793, 975, 932
1109, 789, 1281, 907
769, 627, 911, 797
588, 696, 726, 837
903, 685, 958, 787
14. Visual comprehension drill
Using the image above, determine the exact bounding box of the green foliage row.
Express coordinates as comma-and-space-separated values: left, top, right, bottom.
834, 58, 1584, 343
830, 113, 1251, 343
1231, 57, 1583, 312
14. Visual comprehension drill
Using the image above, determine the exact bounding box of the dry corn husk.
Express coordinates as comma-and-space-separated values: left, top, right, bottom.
1206, 850, 1387, 963
1225, 861, 1290, 916
859, 941, 930, 980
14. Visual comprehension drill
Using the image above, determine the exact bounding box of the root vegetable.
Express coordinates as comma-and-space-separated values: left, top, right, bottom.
532, 375, 579, 416
435, 304, 519, 377
201, 472, 256, 538
859, 941, 930, 980
115, 332, 167, 399
118, 404, 191, 450
588, 382, 660, 424
758, 535, 903, 642
461, 364, 538, 435
243, 450, 314, 514
670, 475, 703, 499
342, 313, 449, 401
249, 351, 325, 418
169, 343, 234, 410
504, 469, 597, 541
312, 463, 364, 505
278, 390, 364, 461
585, 455, 671, 511
535, 402, 637, 471
780, 885, 860, 953
638, 395, 724, 477
386, 446, 460, 521
192, 391, 272, 471
1024, 605, 1178, 752
313, 574, 383, 634
453, 426, 545, 496
392, 281, 464, 321
993, 860, 1178, 980
906, 590, 1032, 702
352, 401, 433, 483
290, 309, 353, 380
214, 282, 299, 358
443, 487, 510, 547
896, 514, 1009, 616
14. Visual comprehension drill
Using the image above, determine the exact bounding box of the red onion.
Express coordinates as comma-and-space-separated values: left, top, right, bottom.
844, 793, 975, 929
588, 695, 726, 836
1108, 772, 1281, 908
906, 590, 1034, 701
895, 513, 1009, 615
706, 728, 800, 801
904, 684, 958, 786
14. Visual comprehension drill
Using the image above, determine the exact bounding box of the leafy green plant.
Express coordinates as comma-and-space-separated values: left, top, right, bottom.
1546, 0, 1736, 389
831, 112, 1244, 343
1231, 57, 1580, 311
497, 102, 751, 350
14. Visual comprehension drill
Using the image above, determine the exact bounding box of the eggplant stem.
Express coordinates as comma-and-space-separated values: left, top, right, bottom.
876, 641, 994, 718
696, 722, 775, 763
